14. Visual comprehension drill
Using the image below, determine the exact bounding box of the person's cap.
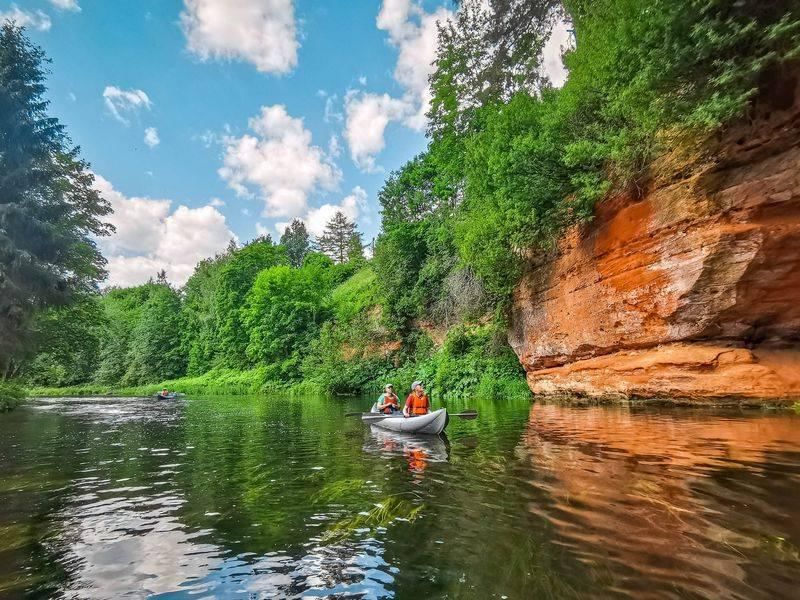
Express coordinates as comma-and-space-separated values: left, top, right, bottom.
384, 383, 394, 389
411, 381, 423, 390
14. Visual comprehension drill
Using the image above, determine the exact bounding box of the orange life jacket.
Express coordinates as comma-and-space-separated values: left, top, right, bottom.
381, 394, 399, 413
405, 393, 430, 416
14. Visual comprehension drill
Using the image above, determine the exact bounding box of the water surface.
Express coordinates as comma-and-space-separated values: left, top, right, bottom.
1, 396, 799, 598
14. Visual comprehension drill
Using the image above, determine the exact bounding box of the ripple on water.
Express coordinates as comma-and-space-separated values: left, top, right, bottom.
1, 396, 799, 599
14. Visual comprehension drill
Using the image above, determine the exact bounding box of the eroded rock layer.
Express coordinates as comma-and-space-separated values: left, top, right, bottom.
509, 72, 800, 403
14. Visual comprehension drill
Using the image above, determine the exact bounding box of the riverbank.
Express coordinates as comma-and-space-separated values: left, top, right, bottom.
25, 368, 317, 399
24, 365, 532, 402
0, 383, 25, 411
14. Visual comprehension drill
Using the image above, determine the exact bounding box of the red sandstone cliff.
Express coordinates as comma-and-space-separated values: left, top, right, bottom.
509, 69, 800, 404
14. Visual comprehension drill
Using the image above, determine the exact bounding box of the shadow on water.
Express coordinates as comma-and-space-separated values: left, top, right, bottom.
0, 395, 798, 598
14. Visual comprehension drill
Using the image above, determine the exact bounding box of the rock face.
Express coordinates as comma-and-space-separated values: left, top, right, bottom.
509, 71, 800, 403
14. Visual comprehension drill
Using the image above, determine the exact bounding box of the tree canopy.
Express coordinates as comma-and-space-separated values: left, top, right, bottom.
280, 219, 311, 268
318, 211, 359, 264
0, 23, 111, 376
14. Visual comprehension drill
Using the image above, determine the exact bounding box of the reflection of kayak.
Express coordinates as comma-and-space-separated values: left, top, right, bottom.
366, 427, 450, 463
367, 404, 449, 434
156, 393, 178, 400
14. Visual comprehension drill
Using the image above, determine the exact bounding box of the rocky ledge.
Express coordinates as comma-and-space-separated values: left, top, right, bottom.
509, 69, 800, 404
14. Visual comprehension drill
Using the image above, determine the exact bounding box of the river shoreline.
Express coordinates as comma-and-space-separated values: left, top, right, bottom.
22, 382, 800, 412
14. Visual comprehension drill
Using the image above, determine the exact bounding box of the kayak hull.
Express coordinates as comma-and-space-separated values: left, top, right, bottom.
366, 406, 449, 435
157, 393, 178, 400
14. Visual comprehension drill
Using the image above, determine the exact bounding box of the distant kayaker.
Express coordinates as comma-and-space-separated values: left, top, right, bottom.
404, 381, 430, 417
376, 384, 399, 414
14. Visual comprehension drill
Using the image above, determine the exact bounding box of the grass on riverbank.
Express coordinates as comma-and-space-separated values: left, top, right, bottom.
25, 367, 326, 398
25, 364, 531, 402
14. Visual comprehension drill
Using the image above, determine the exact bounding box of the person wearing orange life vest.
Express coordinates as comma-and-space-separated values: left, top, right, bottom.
376, 384, 399, 414
403, 381, 430, 417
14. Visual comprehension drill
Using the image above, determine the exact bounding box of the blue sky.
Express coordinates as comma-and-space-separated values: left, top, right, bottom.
5, 0, 567, 286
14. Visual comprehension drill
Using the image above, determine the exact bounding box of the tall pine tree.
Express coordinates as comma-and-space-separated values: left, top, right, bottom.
0, 24, 112, 377
318, 212, 359, 264
279, 218, 311, 267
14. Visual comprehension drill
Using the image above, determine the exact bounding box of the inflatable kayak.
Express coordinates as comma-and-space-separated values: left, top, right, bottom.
156, 392, 178, 400
366, 404, 449, 435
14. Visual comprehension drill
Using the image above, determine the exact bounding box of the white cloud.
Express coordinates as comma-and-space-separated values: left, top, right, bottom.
323, 94, 343, 123
344, 91, 410, 172
94, 174, 236, 287
209, 198, 225, 207
376, 0, 451, 130
541, 18, 572, 88
341, 1, 452, 170
67, 92, 77, 102
49, 0, 80, 12
0, 5, 52, 31
103, 86, 152, 125
195, 129, 222, 148
281, 186, 367, 238
181, 0, 298, 74
219, 104, 341, 218
327, 134, 341, 158
255, 222, 272, 237
143, 127, 160, 148
358, 75, 367, 86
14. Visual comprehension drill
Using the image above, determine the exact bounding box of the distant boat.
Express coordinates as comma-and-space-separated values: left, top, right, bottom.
156, 392, 179, 400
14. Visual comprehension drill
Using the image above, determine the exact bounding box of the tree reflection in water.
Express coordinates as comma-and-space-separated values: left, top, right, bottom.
2, 395, 799, 598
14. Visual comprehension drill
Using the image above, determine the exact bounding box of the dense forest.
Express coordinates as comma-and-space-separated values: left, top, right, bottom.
3, 0, 799, 408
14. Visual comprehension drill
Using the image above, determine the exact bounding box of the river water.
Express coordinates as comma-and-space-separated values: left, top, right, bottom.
1, 396, 799, 599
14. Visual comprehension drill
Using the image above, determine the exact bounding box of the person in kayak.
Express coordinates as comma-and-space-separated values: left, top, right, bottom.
404, 381, 430, 417
376, 384, 399, 413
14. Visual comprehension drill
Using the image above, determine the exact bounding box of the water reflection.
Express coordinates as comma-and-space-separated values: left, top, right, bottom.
522, 404, 800, 599
1, 396, 799, 598
364, 428, 450, 474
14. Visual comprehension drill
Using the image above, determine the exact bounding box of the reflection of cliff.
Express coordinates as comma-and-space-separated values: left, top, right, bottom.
509, 71, 800, 402
521, 404, 800, 598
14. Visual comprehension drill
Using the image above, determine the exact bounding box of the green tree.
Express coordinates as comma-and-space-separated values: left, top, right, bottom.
181, 252, 230, 375
242, 264, 329, 379
95, 286, 154, 385
0, 24, 112, 377
318, 211, 358, 264
22, 294, 105, 386
215, 238, 287, 367
429, 0, 560, 138
124, 283, 185, 384
279, 219, 311, 268
346, 232, 365, 266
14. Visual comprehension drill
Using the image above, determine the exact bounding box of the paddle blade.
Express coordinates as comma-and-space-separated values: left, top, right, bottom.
451, 409, 478, 420
360, 414, 391, 421
344, 412, 367, 417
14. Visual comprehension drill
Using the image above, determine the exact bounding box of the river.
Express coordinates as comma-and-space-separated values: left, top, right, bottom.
1, 396, 799, 599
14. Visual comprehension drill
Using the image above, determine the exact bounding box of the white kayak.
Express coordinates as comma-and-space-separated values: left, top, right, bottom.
365, 404, 449, 435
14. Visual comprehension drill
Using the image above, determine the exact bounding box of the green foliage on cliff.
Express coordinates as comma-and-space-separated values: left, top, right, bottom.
423, 0, 800, 297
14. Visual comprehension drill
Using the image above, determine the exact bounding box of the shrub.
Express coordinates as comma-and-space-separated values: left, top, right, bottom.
0, 382, 25, 411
